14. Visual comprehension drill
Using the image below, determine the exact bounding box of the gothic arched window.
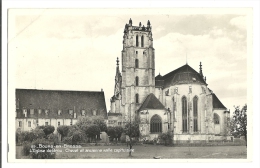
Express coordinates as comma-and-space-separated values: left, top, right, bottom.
136, 35, 139, 47
135, 94, 139, 103
214, 113, 220, 124
150, 115, 162, 133
141, 35, 144, 47
182, 96, 188, 133
193, 96, 198, 132
135, 59, 139, 68
135, 76, 139, 86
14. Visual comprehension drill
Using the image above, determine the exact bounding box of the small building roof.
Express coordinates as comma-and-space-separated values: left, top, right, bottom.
212, 93, 227, 109
138, 93, 166, 111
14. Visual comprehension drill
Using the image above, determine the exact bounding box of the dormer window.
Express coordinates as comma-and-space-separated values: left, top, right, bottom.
38, 109, 42, 114
23, 109, 27, 117
69, 109, 73, 115
189, 86, 192, 94
58, 110, 62, 115
93, 110, 96, 116
30, 109, 34, 115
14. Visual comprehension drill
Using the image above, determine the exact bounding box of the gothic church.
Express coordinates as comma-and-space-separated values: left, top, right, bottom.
109, 19, 230, 143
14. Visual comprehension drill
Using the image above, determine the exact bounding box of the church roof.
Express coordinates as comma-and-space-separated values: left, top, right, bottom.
212, 93, 227, 109
16, 89, 107, 119
138, 93, 166, 111
155, 64, 207, 88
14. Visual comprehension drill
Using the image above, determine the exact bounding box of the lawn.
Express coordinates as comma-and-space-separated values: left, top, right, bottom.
16, 144, 247, 159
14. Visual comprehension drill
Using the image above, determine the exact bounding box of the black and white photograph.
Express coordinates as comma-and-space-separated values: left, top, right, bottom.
5, 4, 257, 163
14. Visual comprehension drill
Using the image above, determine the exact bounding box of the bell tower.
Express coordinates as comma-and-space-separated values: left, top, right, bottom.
120, 18, 155, 122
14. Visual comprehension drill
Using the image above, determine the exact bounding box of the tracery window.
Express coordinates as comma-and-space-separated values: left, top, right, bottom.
193, 96, 198, 132
182, 96, 188, 133
150, 115, 162, 133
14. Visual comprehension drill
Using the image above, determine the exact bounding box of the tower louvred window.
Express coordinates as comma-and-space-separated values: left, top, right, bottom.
136, 35, 139, 47
141, 35, 144, 47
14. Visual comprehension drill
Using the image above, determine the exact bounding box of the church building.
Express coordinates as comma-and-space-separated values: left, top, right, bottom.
109, 19, 230, 143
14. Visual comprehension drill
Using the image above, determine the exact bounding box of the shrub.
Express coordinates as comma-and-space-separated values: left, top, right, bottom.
30, 138, 55, 159
43, 125, 55, 136
57, 125, 70, 141
22, 142, 31, 156
63, 136, 73, 145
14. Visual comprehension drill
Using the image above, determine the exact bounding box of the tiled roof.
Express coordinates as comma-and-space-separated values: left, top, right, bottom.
138, 93, 166, 111
16, 89, 107, 119
212, 93, 226, 109
155, 64, 207, 88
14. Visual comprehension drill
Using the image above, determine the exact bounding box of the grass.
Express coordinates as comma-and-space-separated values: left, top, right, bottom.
16, 144, 247, 159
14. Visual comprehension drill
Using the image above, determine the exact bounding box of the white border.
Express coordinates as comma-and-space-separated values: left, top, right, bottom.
2, 0, 260, 168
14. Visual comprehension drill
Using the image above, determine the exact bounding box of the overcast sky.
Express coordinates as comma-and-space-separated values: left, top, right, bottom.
10, 9, 248, 113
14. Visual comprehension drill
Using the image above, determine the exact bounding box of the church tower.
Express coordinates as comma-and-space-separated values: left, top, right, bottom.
120, 18, 155, 122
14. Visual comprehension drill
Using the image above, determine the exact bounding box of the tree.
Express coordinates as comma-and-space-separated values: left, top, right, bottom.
114, 126, 124, 141
107, 126, 116, 141
43, 125, 55, 136
107, 126, 124, 143
230, 104, 247, 147
124, 121, 140, 157
57, 125, 70, 141
67, 125, 86, 144
124, 121, 140, 138
85, 124, 101, 142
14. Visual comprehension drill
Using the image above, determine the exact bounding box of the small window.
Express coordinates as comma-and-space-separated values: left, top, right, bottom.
38, 109, 42, 114
135, 76, 139, 86
118, 122, 122, 126
135, 59, 139, 68
189, 86, 192, 94
175, 87, 178, 94
19, 121, 22, 127
45, 122, 48, 126
30, 109, 34, 115
28, 121, 31, 127
70, 121, 72, 126
214, 113, 220, 124
135, 94, 139, 103
136, 51, 138, 54
58, 122, 60, 126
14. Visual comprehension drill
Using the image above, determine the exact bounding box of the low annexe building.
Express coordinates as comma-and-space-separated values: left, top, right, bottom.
15, 89, 107, 133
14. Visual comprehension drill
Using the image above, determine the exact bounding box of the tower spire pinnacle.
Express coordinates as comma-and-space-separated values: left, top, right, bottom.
199, 62, 203, 77
116, 57, 119, 66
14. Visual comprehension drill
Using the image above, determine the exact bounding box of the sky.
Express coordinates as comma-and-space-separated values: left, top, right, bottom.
9, 8, 249, 114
